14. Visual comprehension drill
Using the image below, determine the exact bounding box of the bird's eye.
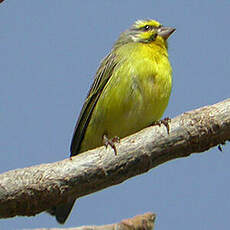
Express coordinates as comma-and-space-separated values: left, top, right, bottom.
143, 25, 151, 31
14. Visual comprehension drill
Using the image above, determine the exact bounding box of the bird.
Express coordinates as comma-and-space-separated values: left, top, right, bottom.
47, 19, 175, 224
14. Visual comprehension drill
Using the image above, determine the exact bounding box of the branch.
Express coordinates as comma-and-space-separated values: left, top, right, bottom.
0, 99, 230, 219
25, 212, 156, 230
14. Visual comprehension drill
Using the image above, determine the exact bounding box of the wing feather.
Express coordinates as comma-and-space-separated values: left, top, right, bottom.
70, 52, 118, 156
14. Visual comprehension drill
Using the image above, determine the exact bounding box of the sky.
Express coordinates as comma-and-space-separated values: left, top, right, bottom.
0, 0, 230, 229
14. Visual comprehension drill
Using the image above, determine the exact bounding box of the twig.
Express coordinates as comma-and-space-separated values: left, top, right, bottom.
24, 212, 156, 230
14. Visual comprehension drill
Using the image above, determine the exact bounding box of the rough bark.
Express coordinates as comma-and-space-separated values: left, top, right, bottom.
0, 99, 230, 219
25, 212, 155, 230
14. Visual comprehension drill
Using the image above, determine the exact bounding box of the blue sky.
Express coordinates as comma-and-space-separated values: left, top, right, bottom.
0, 1, 230, 229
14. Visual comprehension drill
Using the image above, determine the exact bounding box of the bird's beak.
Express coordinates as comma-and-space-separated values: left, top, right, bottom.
157, 27, 176, 40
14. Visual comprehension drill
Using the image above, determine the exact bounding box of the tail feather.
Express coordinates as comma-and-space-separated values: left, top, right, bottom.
47, 198, 76, 224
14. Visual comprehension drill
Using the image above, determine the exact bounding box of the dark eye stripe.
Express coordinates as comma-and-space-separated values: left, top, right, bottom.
142, 25, 153, 31
140, 24, 162, 31
131, 23, 161, 32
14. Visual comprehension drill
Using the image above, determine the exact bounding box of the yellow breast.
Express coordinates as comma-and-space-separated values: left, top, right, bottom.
80, 42, 172, 152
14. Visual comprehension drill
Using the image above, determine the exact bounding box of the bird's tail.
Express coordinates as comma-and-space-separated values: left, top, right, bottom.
47, 197, 76, 224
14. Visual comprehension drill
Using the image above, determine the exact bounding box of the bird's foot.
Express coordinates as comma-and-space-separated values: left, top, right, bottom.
154, 117, 171, 134
103, 134, 120, 155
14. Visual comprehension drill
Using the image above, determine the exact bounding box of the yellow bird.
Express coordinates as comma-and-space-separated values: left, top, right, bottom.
48, 19, 175, 224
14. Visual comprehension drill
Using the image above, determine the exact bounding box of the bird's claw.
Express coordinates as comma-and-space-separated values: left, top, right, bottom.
154, 117, 171, 134
103, 135, 120, 155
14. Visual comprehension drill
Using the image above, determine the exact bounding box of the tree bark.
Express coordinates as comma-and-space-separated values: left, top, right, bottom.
25, 212, 155, 230
0, 99, 230, 219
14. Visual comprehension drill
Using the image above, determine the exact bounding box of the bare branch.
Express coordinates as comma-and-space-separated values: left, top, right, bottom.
25, 212, 155, 230
0, 99, 230, 219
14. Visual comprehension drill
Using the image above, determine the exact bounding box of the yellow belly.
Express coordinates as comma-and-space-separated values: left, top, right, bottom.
80, 44, 172, 153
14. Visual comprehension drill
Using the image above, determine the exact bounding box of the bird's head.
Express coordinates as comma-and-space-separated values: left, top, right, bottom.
114, 19, 175, 49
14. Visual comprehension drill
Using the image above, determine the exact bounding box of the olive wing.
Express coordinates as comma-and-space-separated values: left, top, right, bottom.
70, 53, 118, 156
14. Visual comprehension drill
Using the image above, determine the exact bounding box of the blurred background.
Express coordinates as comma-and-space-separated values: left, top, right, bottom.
0, 0, 229, 229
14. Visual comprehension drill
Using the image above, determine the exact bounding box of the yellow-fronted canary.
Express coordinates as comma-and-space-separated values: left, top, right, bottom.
48, 19, 175, 224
